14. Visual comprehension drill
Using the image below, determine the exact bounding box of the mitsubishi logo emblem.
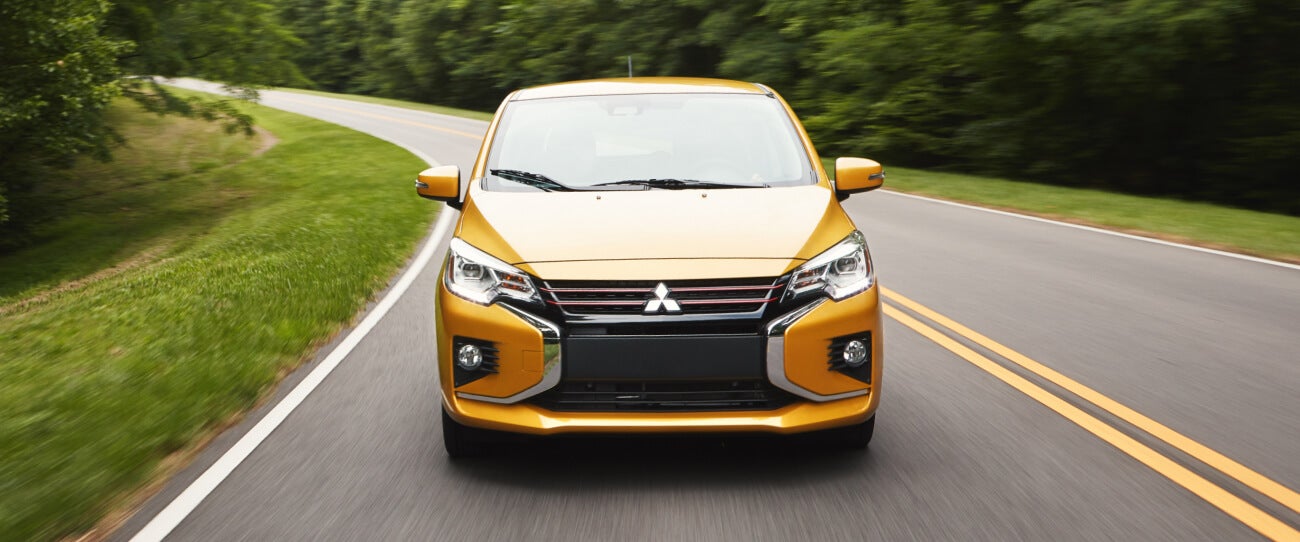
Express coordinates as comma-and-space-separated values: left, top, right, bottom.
643, 283, 682, 314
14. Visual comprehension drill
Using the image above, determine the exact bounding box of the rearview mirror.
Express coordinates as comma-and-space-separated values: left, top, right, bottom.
834, 157, 884, 200
415, 165, 462, 210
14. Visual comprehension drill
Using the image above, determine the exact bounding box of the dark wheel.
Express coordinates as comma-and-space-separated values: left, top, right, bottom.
442, 407, 484, 459
832, 414, 875, 450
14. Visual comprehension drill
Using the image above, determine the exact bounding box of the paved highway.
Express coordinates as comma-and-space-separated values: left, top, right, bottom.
114, 79, 1300, 541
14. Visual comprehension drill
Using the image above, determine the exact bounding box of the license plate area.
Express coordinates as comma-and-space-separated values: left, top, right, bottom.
563, 334, 764, 380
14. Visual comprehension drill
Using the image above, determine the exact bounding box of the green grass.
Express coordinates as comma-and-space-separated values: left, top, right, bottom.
822, 158, 1300, 262
276, 87, 495, 121
0, 102, 264, 304
0, 93, 433, 540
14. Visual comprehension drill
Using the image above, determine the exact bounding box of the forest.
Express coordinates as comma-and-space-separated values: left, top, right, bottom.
4, 0, 1299, 245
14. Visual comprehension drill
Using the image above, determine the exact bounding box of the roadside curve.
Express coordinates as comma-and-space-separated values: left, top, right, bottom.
128, 209, 455, 542
112, 80, 1299, 541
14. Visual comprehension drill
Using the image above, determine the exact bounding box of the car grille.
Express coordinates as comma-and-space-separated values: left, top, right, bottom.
541, 278, 783, 315
530, 380, 797, 412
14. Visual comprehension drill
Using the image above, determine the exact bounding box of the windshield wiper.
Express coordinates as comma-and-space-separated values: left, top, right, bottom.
590, 178, 765, 190
489, 169, 577, 192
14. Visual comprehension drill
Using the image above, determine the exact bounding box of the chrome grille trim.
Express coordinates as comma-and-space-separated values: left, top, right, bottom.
541, 278, 784, 315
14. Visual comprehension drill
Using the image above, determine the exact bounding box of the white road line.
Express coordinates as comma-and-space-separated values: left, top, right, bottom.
879, 190, 1300, 271
260, 92, 445, 166
129, 182, 455, 541
266, 89, 490, 130
162, 79, 443, 168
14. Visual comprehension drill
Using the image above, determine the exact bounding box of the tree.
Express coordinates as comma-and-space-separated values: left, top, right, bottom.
109, 0, 306, 137
1, 0, 307, 248
269, 0, 1300, 212
110, 0, 304, 86
0, 0, 128, 244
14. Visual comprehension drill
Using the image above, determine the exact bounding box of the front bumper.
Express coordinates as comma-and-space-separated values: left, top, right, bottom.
435, 278, 883, 435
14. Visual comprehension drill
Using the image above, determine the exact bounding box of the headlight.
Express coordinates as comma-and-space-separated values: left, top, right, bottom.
784, 231, 874, 302
444, 238, 540, 305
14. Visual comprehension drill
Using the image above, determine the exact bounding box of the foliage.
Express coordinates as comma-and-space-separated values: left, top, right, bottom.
0, 0, 303, 247
0, 0, 129, 244
0, 98, 263, 304
3, 1, 1297, 233
121, 78, 257, 136
276, 0, 1300, 214
103, 0, 306, 160
0, 95, 432, 541
109, 0, 304, 86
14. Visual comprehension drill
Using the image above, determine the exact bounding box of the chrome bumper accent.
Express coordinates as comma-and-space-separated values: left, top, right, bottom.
455, 304, 562, 404
765, 299, 870, 402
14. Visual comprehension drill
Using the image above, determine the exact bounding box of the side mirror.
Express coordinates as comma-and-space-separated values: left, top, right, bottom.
834, 157, 884, 200
415, 165, 462, 210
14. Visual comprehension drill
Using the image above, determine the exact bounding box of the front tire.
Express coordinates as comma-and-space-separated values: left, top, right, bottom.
832, 414, 875, 449
442, 407, 484, 458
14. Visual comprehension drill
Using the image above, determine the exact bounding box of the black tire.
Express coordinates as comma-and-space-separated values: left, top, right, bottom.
832, 414, 875, 450
442, 407, 483, 459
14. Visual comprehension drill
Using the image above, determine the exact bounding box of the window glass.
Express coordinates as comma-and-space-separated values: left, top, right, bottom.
486, 93, 813, 190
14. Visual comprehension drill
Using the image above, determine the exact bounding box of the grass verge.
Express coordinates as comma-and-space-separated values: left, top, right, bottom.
275, 87, 495, 121
0, 101, 266, 305
822, 158, 1300, 262
0, 93, 432, 540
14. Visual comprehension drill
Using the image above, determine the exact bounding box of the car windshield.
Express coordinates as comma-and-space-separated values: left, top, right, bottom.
484, 93, 814, 191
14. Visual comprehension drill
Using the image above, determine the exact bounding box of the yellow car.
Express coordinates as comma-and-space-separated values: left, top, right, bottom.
416, 78, 885, 457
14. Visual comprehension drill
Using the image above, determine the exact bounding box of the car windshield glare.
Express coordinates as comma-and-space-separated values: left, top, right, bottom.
485, 93, 813, 191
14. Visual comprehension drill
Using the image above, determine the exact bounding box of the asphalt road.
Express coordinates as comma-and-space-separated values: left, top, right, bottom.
114, 79, 1300, 541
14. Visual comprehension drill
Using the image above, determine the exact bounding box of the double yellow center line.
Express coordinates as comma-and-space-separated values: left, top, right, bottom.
882, 287, 1300, 541
301, 95, 1300, 539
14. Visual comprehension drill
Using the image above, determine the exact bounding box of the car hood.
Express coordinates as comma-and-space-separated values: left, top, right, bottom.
455, 184, 855, 280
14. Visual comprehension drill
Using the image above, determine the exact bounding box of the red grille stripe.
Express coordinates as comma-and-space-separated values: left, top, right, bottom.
542, 287, 651, 294
542, 284, 780, 294
546, 300, 645, 306
665, 285, 780, 293
679, 297, 776, 305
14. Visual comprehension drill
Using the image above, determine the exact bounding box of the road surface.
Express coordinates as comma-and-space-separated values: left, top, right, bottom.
113, 79, 1300, 541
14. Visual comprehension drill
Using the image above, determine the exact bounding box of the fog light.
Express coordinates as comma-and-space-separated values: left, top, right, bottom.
456, 343, 484, 371
843, 340, 867, 367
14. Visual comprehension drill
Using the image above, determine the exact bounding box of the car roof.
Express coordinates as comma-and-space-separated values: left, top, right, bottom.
511, 77, 769, 101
